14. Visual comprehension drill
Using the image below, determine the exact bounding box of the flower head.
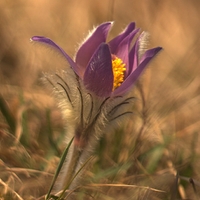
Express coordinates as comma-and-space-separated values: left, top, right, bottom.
31, 22, 162, 150
31, 22, 162, 98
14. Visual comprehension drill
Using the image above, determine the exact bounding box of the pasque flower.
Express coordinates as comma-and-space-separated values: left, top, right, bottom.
31, 22, 162, 198
31, 22, 162, 98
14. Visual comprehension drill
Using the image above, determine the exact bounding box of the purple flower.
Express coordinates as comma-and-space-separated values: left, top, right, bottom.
31, 22, 161, 97
31, 23, 162, 194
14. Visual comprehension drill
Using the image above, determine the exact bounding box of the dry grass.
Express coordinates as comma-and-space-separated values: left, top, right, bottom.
0, 0, 200, 199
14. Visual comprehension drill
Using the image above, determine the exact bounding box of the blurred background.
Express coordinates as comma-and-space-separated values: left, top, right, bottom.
1, 0, 200, 199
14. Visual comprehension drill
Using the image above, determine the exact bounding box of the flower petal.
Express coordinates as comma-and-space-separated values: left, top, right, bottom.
115, 28, 140, 75
31, 36, 80, 76
128, 37, 140, 75
139, 47, 162, 65
113, 47, 162, 96
83, 43, 113, 97
109, 22, 135, 53
75, 22, 112, 76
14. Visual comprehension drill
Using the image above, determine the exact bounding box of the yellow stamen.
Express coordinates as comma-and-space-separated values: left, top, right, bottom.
112, 55, 126, 90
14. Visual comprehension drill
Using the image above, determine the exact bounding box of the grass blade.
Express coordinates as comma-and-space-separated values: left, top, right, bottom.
46, 137, 74, 200
0, 94, 16, 133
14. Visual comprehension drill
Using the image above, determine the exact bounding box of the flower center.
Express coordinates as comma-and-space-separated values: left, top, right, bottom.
112, 55, 126, 90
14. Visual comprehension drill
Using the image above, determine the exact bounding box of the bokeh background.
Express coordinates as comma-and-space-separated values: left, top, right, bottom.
1, 0, 200, 199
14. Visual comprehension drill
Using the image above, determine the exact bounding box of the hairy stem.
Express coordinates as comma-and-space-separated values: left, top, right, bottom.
58, 144, 82, 198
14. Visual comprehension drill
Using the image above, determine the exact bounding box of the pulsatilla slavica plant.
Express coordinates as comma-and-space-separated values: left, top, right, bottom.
31, 22, 162, 198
